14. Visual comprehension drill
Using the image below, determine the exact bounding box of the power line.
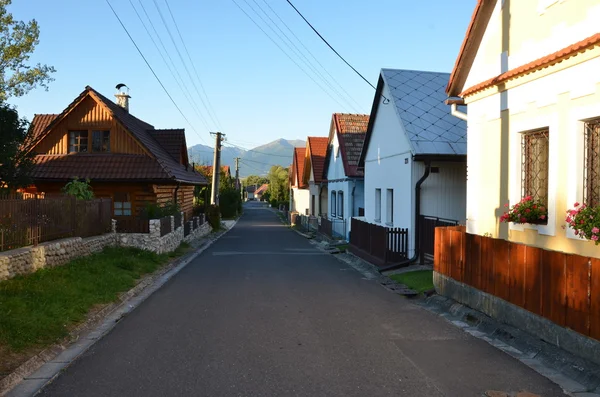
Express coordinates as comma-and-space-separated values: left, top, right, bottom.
152, 0, 218, 131
285, 0, 385, 100
230, 0, 350, 111
128, 0, 211, 133
163, 0, 223, 131
260, 0, 363, 110
239, 160, 267, 174
104, 0, 206, 144
247, 0, 359, 112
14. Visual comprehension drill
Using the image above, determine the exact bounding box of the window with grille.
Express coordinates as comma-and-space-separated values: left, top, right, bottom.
114, 192, 132, 216
521, 129, 549, 205
331, 191, 336, 217
69, 131, 88, 153
92, 130, 110, 152
584, 118, 600, 207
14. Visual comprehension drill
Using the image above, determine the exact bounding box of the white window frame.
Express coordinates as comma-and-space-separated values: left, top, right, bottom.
338, 190, 344, 219
375, 188, 381, 222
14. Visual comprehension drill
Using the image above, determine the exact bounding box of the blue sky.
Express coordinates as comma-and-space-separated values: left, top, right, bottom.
9, 0, 475, 149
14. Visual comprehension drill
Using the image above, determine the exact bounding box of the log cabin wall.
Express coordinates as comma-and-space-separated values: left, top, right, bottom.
33, 96, 146, 155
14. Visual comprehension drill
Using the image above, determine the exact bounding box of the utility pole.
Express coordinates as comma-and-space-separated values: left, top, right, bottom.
234, 157, 241, 191
210, 132, 225, 205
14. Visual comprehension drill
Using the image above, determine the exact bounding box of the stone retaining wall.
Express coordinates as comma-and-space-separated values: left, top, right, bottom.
0, 213, 212, 281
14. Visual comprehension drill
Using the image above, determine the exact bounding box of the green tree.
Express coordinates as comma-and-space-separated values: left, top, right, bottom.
0, 0, 55, 101
62, 178, 94, 200
0, 103, 33, 191
267, 165, 289, 204
244, 175, 268, 187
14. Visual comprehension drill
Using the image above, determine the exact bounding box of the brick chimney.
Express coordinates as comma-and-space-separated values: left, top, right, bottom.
115, 83, 130, 112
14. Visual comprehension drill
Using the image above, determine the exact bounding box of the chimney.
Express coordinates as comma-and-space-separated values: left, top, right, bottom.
115, 83, 131, 112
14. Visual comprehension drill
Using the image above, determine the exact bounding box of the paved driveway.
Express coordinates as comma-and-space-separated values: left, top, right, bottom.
40, 202, 565, 396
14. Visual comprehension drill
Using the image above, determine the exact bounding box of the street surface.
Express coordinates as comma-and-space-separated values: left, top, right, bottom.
41, 202, 565, 396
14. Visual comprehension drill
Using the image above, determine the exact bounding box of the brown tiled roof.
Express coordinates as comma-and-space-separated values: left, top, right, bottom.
446, 0, 497, 96
32, 154, 168, 181
29, 114, 58, 141
195, 165, 231, 178
461, 33, 600, 97
292, 147, 306, 188
307, 137, 328, 184
150, 129, 185, 164
255, 183, 269, 195
29, 86, 207, 185
333, 113, 369, 178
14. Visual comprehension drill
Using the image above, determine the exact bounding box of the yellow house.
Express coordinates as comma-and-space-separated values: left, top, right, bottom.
447, 0, 600, 258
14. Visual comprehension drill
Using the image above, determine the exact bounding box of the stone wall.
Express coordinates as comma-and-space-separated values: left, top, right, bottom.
0, 213, 213, 282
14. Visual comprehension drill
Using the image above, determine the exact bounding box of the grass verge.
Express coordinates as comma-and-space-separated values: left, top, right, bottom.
0, 244, 189, 353
389, 270, 434, 294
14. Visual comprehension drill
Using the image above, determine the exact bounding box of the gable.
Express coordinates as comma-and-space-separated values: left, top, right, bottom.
325, 128, 345, 181
32, 95, 146, 155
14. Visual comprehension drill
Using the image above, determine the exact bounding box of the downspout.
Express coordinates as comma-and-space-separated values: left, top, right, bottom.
378, 161, 431, 272
450, 103, 468, 121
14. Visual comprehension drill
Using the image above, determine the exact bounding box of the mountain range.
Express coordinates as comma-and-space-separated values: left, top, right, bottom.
187, 138, 306, 177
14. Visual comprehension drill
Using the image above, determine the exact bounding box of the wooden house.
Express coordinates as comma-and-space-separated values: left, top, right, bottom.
25, 85, 208, 219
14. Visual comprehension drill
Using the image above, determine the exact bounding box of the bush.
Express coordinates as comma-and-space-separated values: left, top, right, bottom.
219, 187, 241, 218
206, 204, 221, 229
62, 178, 94, 200
140, 201, 181, 219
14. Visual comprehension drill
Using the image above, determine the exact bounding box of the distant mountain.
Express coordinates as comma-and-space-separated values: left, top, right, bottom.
187, 138, 306, 177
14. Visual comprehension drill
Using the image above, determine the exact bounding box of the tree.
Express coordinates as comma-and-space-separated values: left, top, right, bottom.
267, 165, 289, 204
244, 175, 268, 187
0, 0, 55, 101
0, 103, 33, 191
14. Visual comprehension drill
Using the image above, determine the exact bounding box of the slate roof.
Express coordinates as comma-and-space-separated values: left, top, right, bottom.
307, 137, 328, 184
291, 147, 307, 188
332, 113, 369, 178
29, 86, 207, 185
381, 69, 467, 156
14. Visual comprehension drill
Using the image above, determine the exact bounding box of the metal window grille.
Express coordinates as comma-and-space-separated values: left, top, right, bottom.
584, 119, 600, 207
521, 129, 549, 205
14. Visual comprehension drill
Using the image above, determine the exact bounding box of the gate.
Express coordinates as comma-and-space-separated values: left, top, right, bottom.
419, 215, 459, 264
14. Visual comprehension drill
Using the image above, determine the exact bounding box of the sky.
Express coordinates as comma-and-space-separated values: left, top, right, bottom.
8, 0, 476, 150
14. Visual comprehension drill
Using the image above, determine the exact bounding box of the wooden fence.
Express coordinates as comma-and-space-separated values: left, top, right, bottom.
434, 226, 600, 341
0, 196, 112, 252
349, 218, 408, 266
160, 217, 172, 237
115, 219, 150, 234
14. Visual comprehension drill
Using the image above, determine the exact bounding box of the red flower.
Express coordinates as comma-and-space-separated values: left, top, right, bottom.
520, 217, 527, 223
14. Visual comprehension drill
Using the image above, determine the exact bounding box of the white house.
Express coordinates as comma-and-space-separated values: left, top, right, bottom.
323, 113, 369, 239
302, 137, 329, 218
289, 147, 310, 216
358, 69, 467, 259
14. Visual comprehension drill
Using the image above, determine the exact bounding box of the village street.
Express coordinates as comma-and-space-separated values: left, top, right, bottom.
39, 202, 565, 397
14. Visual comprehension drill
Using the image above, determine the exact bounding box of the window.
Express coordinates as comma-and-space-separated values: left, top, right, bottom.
92, 130, 110, 152
69, 131, 88, 153
114, 192, 132, 216
375, 189, 381, 221
331, 191, 336, 217
521, 129, 549, 205
338, 191, 344, 218
386, 189, 394, 224
311, 195, 315, 216
584, 118, 600, 207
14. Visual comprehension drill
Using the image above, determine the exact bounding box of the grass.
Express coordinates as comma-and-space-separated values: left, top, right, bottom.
335, 243, 349, 253
0, 245, 188, 352
389, 270, 434, 294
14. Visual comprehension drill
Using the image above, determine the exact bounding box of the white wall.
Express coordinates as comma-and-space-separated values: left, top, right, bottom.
291, 187, 310, 215
413, 161, 467, 223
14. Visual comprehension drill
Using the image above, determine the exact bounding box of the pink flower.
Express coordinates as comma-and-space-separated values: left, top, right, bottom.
540, 207, 546, 212
592, 227, 600, 234
581, 220, 585, 225
526, 209, 531, 213
525, 196, 532, 201
574, 202, 580, 207
566, 216, 572, 223
592, 235, 599, 241
575, 230, 579, 235
520, 217, 527, 223
504, 203, 509, 208
540, 215, 546, 220
533, 205, 537, 209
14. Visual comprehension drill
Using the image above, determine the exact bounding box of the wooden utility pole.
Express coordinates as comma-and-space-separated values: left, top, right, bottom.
210, 132, 225, 205
234, 157, 241, 190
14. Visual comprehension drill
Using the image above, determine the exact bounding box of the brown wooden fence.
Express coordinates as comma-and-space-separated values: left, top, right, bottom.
115, 219, 150, 234
160, 216, 172, 237
434, 226, 600, 341
0, 196, 112, 252
349, 218, 408, 266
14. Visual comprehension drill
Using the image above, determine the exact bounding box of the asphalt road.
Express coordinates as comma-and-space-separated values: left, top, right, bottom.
41, 202, 566, 396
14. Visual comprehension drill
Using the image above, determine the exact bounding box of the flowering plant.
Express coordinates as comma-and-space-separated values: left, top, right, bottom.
564, 202, 600, 244
500, 196, 548, 224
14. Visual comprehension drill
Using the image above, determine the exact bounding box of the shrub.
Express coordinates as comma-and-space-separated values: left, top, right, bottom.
500, 196, 547, 224
140, 201, 181, 219
206, 204, 221, 229
62, 178, 94, 200
564, 202, 600, 244
219, 187, 240, 218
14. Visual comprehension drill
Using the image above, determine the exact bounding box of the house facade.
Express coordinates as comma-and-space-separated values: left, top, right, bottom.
289, 147, 310, 216
25, 85, 207, 219
359, 69, 467, 258
302, 137, 328, 218
323, 113, 369, 239
446, 0, 600, 258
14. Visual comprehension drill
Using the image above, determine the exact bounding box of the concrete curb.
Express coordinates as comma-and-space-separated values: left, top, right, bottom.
2, 220, 238, 397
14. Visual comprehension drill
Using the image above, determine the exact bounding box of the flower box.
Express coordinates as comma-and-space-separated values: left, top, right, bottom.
564, 202, 600, 244
500, 196, 548, 225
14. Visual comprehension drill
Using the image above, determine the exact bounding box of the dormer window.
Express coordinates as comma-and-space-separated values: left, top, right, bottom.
92, 130, 110, 152
69, 131, 88, 153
